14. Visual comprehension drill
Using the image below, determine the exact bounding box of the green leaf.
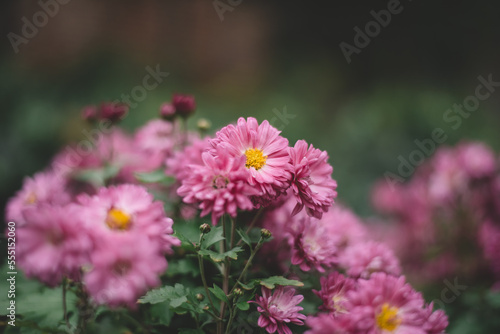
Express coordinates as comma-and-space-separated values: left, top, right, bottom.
202, 226, 225, 249
166, 258, 200, 277
237, 228, 252, 247
238, 280, 258, 290
258, 276, 304, 289
174, 231, 196, 251
236, 300, 250, 311
72, 165, 120, 187
138, 283, 188, 305
134, 169, 174, 184
209, 284, 229, 303
198, 247, 243, 262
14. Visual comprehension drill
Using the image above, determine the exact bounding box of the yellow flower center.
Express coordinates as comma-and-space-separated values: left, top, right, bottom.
106, 208, 132, 231
25, 192, 37, 205
245, 148, 267, 170
376, 303, 401, 332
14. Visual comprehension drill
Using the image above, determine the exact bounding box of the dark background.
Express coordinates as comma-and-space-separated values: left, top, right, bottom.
2, 0, 500, 220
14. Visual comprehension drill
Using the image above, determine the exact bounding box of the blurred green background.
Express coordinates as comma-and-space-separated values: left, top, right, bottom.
2, 0, 500, 220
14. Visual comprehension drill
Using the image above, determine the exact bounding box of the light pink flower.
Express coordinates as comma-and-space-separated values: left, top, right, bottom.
210, 117, 292, 205
177, 147, 259, 225
291, 216, 339, 272
134, 119, 178, 168
78, 184, 179, 253
340, 241, 401, 279
320, 205, 368, 250
313, 272, 355, 315
457, 141, 496, 178
420, 303, 448, 334
344, 273, 429, 333
166, 136, 210, 183
6, 170, 71, 226
289, 140, 337, 218
251, 286, 306, 334
84, 234, 166, 308
16, 204, 93, 286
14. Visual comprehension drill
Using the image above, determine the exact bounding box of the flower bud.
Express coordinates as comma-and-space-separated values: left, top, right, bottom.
160, 102, 176, 121
197, 118, 211, 132
99, 102, 128, 122
234, 288, 243, 296
172, 93, 196, 118
196, 293, 205, 301
260, 228, 272, 239
200, 223, 211, 234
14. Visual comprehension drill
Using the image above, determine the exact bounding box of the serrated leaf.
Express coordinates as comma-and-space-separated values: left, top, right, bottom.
198, 247, 243, 262
236, 300, 250, 311
174, 231, 196, 251
258, 276, 304, 289
209, 284, 228, 303
202, 226, 225, 249
138, 283, 188, 305
134, 169, 174, 184
237, 228, 252, 247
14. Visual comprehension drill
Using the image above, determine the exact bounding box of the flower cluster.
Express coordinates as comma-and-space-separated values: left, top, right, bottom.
371, 141, 500, 285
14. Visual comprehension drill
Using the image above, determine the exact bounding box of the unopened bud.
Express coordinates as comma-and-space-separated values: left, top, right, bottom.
172, 93, 196, 118
260, 228, 272, 239
234, 288, 243, 296
160, 102, 176, 121
99, 102, 128, 122
200, 223, 211, 234
196, 293, 205, 301
203, 305, 210, 311
197, 118, 211, 132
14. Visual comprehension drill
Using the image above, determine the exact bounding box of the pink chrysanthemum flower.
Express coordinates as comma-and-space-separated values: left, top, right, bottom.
344, 273, 429, 333
479, 220, 500, 282
177, 147, 259, 224
84, 234, 166, 308
320, 205, 368, 250
339, 241, 401, 279
16, 204, 93, 286
6, 170, 71, 226
305, 313, 350, 334
457, 141, 496, 179
291, 216, 339, 272
289, 140, 337, 218
134, 119, 178, 169
251, 286, 306, 334
78, 184, 179, 253
210, 117, 292, 205
166, 136, 210, 183
420, 303, 449, 334
313, 272, 355, 315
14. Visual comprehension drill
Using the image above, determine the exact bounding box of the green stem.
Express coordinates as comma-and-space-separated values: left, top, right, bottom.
198, 233, 219, 316
220, 216, 229, 334
225, 304, 237, 334
230, 237, 264, 295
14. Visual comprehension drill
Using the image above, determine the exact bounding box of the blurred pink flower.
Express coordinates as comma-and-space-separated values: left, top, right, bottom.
172, 93, 196, 118
177, 147, 259, 225
210, 117, 292, 206
479, 220, 500, 282
289, 140, 337, 219
305, 313, 351, 334
78, 184, 179, 253
339, 241, 401, 279
251, 286, 306, 334
166, 136, 210, 183
84, 234, 166, 308
420, 303, 449, 334
313, 272, 355, 315
134, 119, 178, 168
6, 170, 71, 226
457, 141, 497, 178
17, 204, 93, 286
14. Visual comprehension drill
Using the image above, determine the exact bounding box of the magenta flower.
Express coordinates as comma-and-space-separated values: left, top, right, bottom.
78, 184, 180, 253
420, 303, 449, 334
289, 140, 337, 218
251, 286, 306, 334
84, 234, 166, 308
177, 147, 259, 224
159, 102, 176, 120
6, 170, 71, 226
166, 136, 210, 183
457, 141, 496, 178
134, 119, 178, 168
210, 117, 292, 205
16, 204, 93, 286
339, 241, 401, 279
313, 272, 355, 315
